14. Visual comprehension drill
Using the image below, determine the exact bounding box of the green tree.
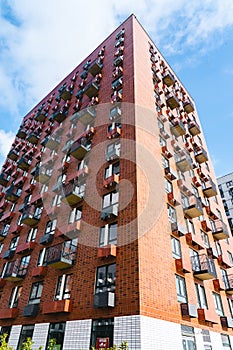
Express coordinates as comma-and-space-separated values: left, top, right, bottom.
0, 333, 14, 350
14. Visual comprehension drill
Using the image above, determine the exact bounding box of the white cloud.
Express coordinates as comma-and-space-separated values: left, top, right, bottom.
0, 129, 15, 158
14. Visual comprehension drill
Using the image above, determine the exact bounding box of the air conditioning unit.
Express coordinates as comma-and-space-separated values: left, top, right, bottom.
94, 292, 115, 308
39, 233, 54, 245
180, 303, 198, 318
23, 303, 39, 317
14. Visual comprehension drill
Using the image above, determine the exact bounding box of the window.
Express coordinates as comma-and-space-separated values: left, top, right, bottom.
106, 140, 120, 158
0, 243, 3, 254
40, 183, 48, 193
8, 286, 22, 308
26, 228, 37, 242
91, 319, 114, 349
95, 264, 116, 294
77, 158, 88, 171
68, 207, 82, 224
34, 206, 43, 220
228, 252, 233, 266
181, 325, 196, 350
201, 231, 210, 248
221, 334, 232, 349
171, 236, 181, 259
165, 178, 173, 193
28, 282, 43, 304
51, 194, 61, 207
45, 219, 57, 234
17, 325, 34, 350
215, 241, 222, 256
213, 292, 224, 316
228, 299, 233, 318
167, 205, 177, 223
175, 275, 187, 303
37, 248, 46, 266
226, 181, 233, 188
162, 155, 169, 168
102, 191, 119, 209
159, 136, 166, 147
216, 208, 222, 221
9, 236, 19, 251
46, 323, 66, 350
55, 274, 72, 300
191, 185, 199, 198
195, 284, 208, 309
2, 224, 10, 237
100, 223, 117, 247
105, 162, 120, 179
186, 219, 195, 235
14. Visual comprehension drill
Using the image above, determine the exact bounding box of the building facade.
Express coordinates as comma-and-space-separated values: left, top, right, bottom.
0, 14, 233, 350
218, 173, 233, 235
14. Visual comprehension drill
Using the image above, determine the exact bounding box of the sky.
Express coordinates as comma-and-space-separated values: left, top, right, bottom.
0, 0, 233, 178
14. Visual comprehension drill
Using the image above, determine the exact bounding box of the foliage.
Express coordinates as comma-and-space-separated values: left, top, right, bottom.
0, 333, 14, 350
47, 338, 57, 350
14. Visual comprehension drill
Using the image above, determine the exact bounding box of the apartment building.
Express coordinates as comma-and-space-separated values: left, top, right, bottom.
0, 14, 232, 350
218, 173, 233, 235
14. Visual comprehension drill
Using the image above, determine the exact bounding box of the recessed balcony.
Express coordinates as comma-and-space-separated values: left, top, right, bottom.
166, 92, 180, 109
44, 241, 76, 269
71, 107, 96, 124
16, 128, 27, 139
2, 259, 28, 281
171, 222, 186, 236
16, 242, 36, 254
223, 274, 233, 295
23, 304, 39, 317
69, 140, 90, 160
161, 145, 172, 159
103, 174, 120, 188
0, 173, 10, 187
175, 150, 193, 172
84, 81, 99, 98
183, 99, 195, 114
61, 182, 84, 206
35, 111, 47, 122
188, 120, 201, 136
88, 60, 103, 76
192, 176, 201, 187
97, 244, 117, 258
107, 126, 121, 139
212, 220, 229, 240
49, 110, 68, 123
42, 299, 72, 314
191, 253, 216, 280
17, 156, 32, 171
170, 119, 186, 137
201, 220, 211, 232
5, 185, 21, 203
8, 150, 19, 161
94, 291, 115, 308
164, 166, 177, 181
21, 207, 40, 227
26, 132, 40, 145
100, 204, 118, 221
162, 70, 176, 87
31, 265, 48, 278
194, 146, 208, 164
0, 308, 18, 320
202, 178, 217, 198
183, 195, 203, 218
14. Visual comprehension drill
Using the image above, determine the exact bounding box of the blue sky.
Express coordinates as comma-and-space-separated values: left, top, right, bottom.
0, 0, 233, 177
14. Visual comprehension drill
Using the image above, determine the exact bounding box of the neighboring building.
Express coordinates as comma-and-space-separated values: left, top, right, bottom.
0, 14, 232, 350
217, 173, 233, 234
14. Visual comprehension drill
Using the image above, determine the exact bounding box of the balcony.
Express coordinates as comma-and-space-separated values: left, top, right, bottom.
39, 233, 54, 245
26, 132, 40, 145
44, 241, 76, 269
0, 308, 18, 320
194, 147, 208, 164
164, 166, 177, 181
8, 150, 19, 161
5, 185, 21, 203
2, 259, 28, 281
167, 192, 179, 206
49, 110, 68, 123
175, 150, 193, 172
42, 299, 72, 314
223, 274, 233, 295
41, 136, 61, 150
180, 303, 198, 318
14, 175, 27, 187
23, 304, 39, 317
171, 222, 186, 236
69, 139, 90, 160
31, 265, 47, 278
88, 60, 103, 76
112, 77, 123, 90
0, 173, 10, 187
202, 178, 217, 198
159, 125, 170, 139
166, 92, 180, 109
183, 195, 203, 218
35, 111, 47, 122
60, 89, 72, 101
188, 120, 201, 136
84, 81, 99, 98
183, 99, 195, 114
61, 182, 84, 206
71, 107, 96, 124
16, 128, 27, 139
16, 242, 36, 254
191, 254, 216, 280
170, 119, 186, 137
113, 55, 123, 67
17, 156, 32, 171
97, 245, 117, 258
76, 167, 89, 178
212, 220, 229, 240
220, 316, 233, 328
100, 204, 118, 221
185, 232, 205, 250
162, 70, 175, 87
205, 205, 218, 220
192, 176, 201, 188
161, 145, 172, 159
21, 207, 40, 227
0, 224, 9, 241
107, 126, 121, 139
103, 174, 120, 188
32, 166, 51, 184
94, 291, 115, 308
201, 220, 211, 232
177, 179, 192, 196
